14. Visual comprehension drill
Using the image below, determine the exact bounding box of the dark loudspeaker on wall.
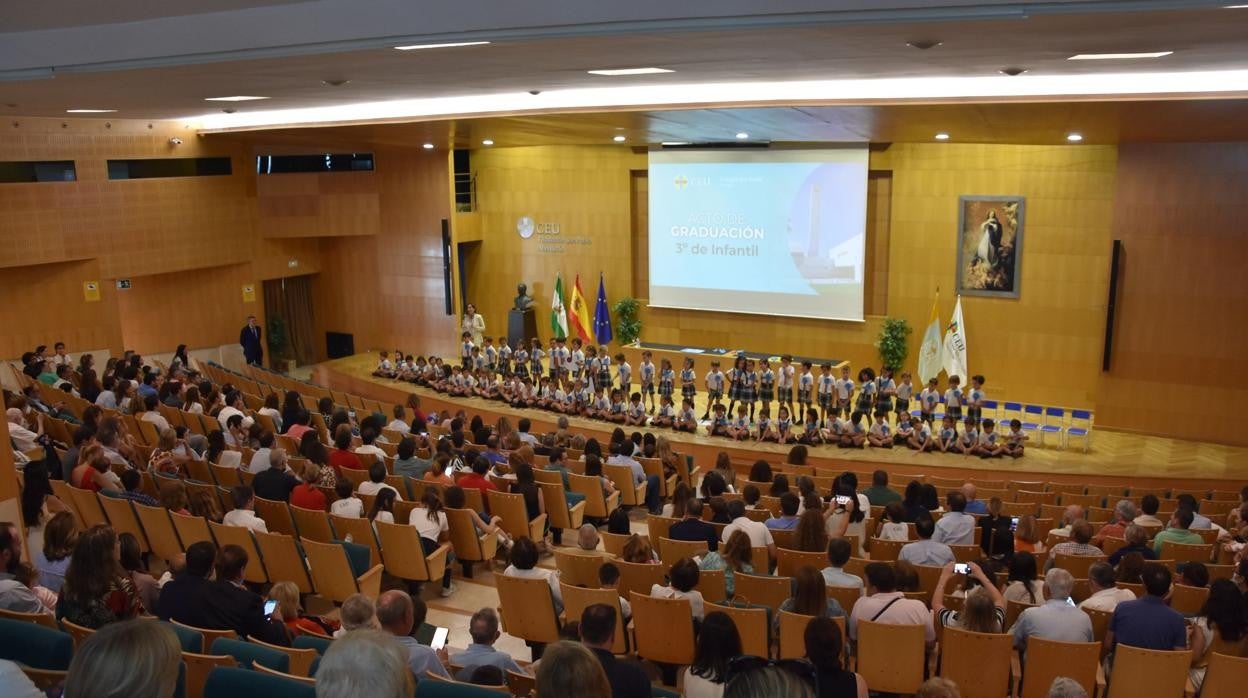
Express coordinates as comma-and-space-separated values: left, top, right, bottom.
441, 218, 453, 316
1102, 239, 1123, 371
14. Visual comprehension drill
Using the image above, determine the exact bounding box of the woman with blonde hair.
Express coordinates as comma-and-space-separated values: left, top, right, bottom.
269, 580, 339, 637
187, 488, 224, 523
64, 619, 181, 698
158, 479, 190, 516
777, 565, 846, 631
1013, 514, 1046, 555
656, 435, 681, 480
536, 640, 611, 698
621, 533, 660, 564
699, 529, 755, 598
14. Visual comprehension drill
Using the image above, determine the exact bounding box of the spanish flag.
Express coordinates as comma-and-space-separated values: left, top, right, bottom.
568, 274, 593, 342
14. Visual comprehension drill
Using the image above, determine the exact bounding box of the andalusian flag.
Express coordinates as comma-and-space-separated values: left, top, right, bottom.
942, 295, 969, 381
550, 275, 568, 339
918, 291, 944, 382
568, 274, 593, 342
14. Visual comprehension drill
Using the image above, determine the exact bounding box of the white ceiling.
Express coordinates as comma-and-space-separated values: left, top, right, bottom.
0, 1, 1245, 132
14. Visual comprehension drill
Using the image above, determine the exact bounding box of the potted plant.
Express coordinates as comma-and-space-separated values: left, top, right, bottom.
266, 315, 295, 373
612, 297, 642, 346
875, 317, 912, 373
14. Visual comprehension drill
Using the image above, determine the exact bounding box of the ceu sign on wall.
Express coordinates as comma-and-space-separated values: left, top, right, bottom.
517, 216, 593, 255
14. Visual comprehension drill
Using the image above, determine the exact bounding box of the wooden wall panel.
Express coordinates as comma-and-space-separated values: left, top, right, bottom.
0, 259, 123, 359
115, 263, 259, 356
256, 171, 381, 237
1096, 142, 1248, 445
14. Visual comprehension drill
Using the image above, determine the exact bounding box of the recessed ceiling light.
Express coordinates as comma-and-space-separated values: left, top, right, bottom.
1068, 52, 1172, 60
999, 67, 1028, 76
481, 139, 494, 146
906, 40, 942, 50
1223, 4, 1248, 7
587, 67, 674, 76
934, 133, 950, 141
204, 96, 269, 102
322, 80, 350, 87
612, 135, 627, 142
735, 132, 749, 140
661, 141, 691, 146
1066, 133, 1084, 142
422, 143, 434, 149
394, 41, 491, 50
65, 109, 116, 113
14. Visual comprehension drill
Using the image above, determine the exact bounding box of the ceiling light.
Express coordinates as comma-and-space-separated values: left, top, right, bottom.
322, 80, 350, 87
1223, 4, 1248, 7
66, 109, 116, 113
906, 40, 942, 50
204, 96, 269, 102
1066, 133, 1084, 142
586, 67, 674, 76
999, 67, 1028, 76
735, 132, 749, 140
1068, 52, 1172, 60
481, 139, 494, 146
422, 143, 434, 149
612, 135, 627, 142
394, 41, 490, 50
934, 133, 950, 140
661, 141, 691, 146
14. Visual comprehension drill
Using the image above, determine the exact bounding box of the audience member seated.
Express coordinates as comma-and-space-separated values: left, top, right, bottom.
252, 448, 298, 502
393, 436, 432, 479
1134, 494, 1164, 527
246, 431, 276, 474
0, 521, 44, 613
652, 557, 705, 620
1092, 500, 1137, 546
316, 629, 412, 698
722, 499, 777, 562
63, 618, 182, 698
290, 463, 328, 510
669, 499, 719, 552
1151, 508, 1202, 555
32, 511, 75, 593
822, 538, 865, 594
1104, 564, 1186, 657
358, 460, 402, 499
118, 532, 159, 612
1079, 561, 1137, 612
376, 590, 449, 681
269, 580, 338, 637
330, 480, 364, 518
1046, 520, 1102, 570
196, 544, 290, 645
328, 426, 364, 476
932, 561, 1005, 632
683, 611, 741, 698
456, 455, 498, 503
598, 563, 632, 620
535, 640, 611, 698
900, 516, 955, 566
1003, 552, 1045, 605
805, 616, 868, 698
1180, 561, 1209, 589
503, 537, 563, 615
114, 469, 158, 507
621, 533, 660, 565
961, 483, 989, 515
863, 470, 901, 507
55, 524, 144, 629
155, 541, 215, 623
222, 485, 268, 533
848, 563, 934, 649
580, 603, 650, 697
1188, 579, 1247, 692
1108, 525, 1157, 565
699, 530, 754, 598
1014, 514, 1047, 555
1048, 505, 1085, 540
1011, 568, 1093, 656
766, 492, 801, 530
724, 664, 815, 698
777, 565, 846, 631
334, 593, 378, 637
933, 491, 974, 545
451, 607, 526, 681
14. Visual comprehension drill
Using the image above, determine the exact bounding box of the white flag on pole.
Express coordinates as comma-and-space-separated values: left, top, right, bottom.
942, 296, 969, 381
918, 293, 943, 383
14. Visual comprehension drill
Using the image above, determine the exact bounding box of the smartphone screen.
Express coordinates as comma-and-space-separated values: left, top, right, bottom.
1010, 516, 1019, 532
430, 626, 449, 651
953, 563, 970, 575
263, 599, 277, 616
835, 495, 851, 506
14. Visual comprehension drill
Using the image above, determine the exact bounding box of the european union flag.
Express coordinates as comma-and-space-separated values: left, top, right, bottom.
593, 273, 613, 345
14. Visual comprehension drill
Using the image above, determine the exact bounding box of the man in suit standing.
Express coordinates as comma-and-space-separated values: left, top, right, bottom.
196, 544, 290, 645
240, 315, 263, 366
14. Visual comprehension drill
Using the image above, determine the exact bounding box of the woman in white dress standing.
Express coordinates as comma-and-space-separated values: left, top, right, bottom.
462, 303, 485, 346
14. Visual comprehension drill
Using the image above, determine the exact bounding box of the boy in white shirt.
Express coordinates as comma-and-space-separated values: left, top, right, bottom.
817, 362, 835, 424
966, 374, 987, 425
835, 365, 854, 418
895, 371, 915, 419
615, 353, 632, 393
797, 361, 815, 419
977, 418, 1005, 458
920, 378, 941, 424
702, 361, 725, 420
639, 351, 656, 413
868, 412, 893, 448
387, 405, 411, 434
1004, 418, 1028, 458
944, 375, 964, 422
460, 332, 475, 369
776, 355, 795, 418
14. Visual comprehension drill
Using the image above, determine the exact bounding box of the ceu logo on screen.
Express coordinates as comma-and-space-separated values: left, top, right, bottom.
674, 175, 689, 189
517, 216, 536, 239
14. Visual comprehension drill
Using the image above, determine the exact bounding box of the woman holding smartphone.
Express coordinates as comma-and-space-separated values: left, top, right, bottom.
931, 561, 1006, 633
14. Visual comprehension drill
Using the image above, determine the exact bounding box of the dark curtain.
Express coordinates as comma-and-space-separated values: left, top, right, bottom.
263, 275, 317, 367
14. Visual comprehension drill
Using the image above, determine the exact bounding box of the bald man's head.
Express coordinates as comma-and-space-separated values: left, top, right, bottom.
375, 590, 414, 636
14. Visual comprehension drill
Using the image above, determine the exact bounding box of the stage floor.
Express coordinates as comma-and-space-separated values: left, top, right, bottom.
314, 354, 1248, 487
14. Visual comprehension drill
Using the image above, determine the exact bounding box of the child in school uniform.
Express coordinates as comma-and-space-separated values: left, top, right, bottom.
775, 405, 795, 444
608, 389, 627, 424
966, 375, 986, 425
674, 398, 698, 433
756, 406, 775, 442
483, 337, 497, 374
893, 411, 915, 447
639, 351, 656, 413
680, 358, 697, 412
625, 392, 647, 426
375, 351, 394, 377
597, 345, 613, 391
776, 355, 795, 418
816, 362, 835, 424
588, 387, 609, 419
835, 365, 854, 418
758, 358, 775, 417
919, 378, 940, 423
855, 368, 876, 418
742, 359, 758, 421
1004, 418, 1027, 458
955, 416, 979, 455
909, 416, 934, 451
800, 407, 823, 445
460, 332, 475, 369
653, 395, 676, 428
894, 372, 914, 419
512, 344, 529, 379
937, 415, 959, 453
874, 368, 895, 419
703, 361, 726, 420
583, 346, 598, 390
977, 418, 1004, 458
549, 337, 566, 385
868, 411, 893, 448
526, 339, 543, 380
569, 338, 585, 382
727, 404, 751, 441
615, 353, 632, 393
472, 346, 487, 371
726, 356, 746, 417
535, 376, 555, 410
797, 361, 815, 419
944, 375, 964, 422
498, 339, 513, 376
709, 403, 730, 437
840, 411, 867, 449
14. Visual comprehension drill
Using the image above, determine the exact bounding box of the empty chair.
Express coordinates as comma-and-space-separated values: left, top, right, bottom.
732, 572, 790, 613
252, 498, 296, 535
0, 607, 58, 629
213, 637, 290, 673
938, 627, 1013, 698
1201, 652, 1248, 698
488, 491, 547, 542
330, 514, 382, 567
171, 620, 238, 653
185, 653, 238, 698
613, 558, 668, 600
301, 538, 383, 603
202, 665, 316, 698
629, 591, 696, 666
254, 531, 314, 595
856, 619, 927, 694
570, 472, 622, 518
0, 617, 73, 687
553, 549, 606, 588
776, 547, 826, 577
659, 536, 709, 562
289, 506, 334, 543
602, 465, 646, 510
445, 507, 501, 578
1019, 637, 1101, 698
496, 575, 561, 649
98, 494, 151, 552
1105, 644, 1192, 698
536, 481, 586, 534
